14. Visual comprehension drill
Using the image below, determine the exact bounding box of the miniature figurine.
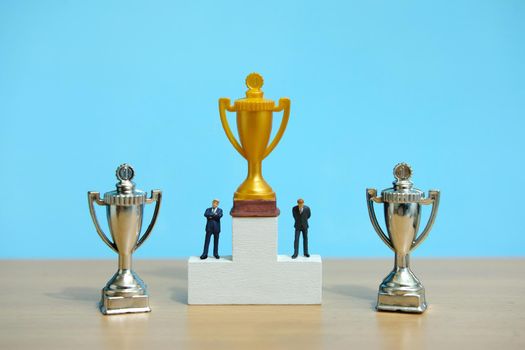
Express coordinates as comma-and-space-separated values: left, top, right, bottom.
200, 199, 223, 259
292, 198, 311, 259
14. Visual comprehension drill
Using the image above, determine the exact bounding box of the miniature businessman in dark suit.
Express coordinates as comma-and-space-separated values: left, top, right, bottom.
292, 198, 311, 259
200, 199, 223, 260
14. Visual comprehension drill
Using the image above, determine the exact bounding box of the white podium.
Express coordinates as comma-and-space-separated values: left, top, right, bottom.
188, 217, 322, 304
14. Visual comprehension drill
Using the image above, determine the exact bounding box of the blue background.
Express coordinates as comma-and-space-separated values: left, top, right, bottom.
0, 0, 523, 258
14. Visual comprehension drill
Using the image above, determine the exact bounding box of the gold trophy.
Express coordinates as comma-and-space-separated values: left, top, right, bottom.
219, 73, 290, 216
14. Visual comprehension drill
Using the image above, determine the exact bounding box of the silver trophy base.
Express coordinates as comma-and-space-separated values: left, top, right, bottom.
377, 291, 426, 313
376, 266, 427, 314
99, 269, 151, 315
100, 293, 151, 315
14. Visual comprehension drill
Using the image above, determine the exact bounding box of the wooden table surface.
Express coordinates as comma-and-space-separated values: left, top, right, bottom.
0, 259, 523, 350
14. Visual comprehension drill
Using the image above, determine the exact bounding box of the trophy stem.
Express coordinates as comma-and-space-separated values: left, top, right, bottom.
234, 159, 275, 200
395, 253, 410, 269
231, 159, 279, 216
247, 160, 263, 180
118, 253, 132, 271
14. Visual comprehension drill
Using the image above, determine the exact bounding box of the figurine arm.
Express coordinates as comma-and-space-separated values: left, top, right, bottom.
307, 207, 311, 219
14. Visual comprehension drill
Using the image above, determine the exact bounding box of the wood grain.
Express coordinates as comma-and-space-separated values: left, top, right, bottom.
0, 259, 523, 350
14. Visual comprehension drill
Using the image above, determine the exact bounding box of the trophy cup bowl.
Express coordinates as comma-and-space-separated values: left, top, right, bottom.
367, 163, 440, 313
234, 108, 274, 198
385, 201, 421, 258
88, 164, 162, 315
219, 73, 290, 216
104, 204, 145, 296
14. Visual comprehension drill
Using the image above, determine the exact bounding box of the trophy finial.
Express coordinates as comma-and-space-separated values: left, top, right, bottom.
394, 163, 412, 181
246, 72, 264, 89
245, 73, 264, 98
116, 163, 136, 194
116, 163, 135, 182
393, 163, 414, 190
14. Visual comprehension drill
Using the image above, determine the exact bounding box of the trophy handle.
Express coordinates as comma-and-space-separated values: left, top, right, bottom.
412, 190, 440, 250
87, 191, 118, 253
263, 98, 291, 159
219, 98, 246, 159
366, 188, 394, 251
135, 190, 162, 251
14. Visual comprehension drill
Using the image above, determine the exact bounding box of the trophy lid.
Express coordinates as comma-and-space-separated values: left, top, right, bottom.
103, 164, 147, 206
381, 163, 424, 203
233, 73, 276, 111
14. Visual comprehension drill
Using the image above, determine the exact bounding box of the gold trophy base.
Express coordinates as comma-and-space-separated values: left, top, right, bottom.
230, 199, 280, 217
100, 291, 151, 315
376, 291, 427, 313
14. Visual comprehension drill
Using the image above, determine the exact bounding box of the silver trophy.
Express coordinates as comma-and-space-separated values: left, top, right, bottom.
366, 163, 440, 313
88, 164, 162, 315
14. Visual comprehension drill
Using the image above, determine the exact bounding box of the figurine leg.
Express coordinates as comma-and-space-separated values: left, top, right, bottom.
303, 229, 309, 257
201, 231, 212, 259
213, 232, 220, 258
292, 229, 300, 258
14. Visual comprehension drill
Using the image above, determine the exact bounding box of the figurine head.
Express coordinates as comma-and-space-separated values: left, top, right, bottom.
297, 198, 304, 209
212, 199, 220, 208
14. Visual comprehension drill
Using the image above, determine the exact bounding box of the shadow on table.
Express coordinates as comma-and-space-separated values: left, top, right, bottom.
143, 263, 188, 305
324, 284, 377, 308
170, 286, 188, 304
45, 286, 100, 304
143, 263, 186, 280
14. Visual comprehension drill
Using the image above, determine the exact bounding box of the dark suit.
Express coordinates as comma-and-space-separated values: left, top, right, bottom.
292, 205, 311, 256
202, 207, 223, 257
